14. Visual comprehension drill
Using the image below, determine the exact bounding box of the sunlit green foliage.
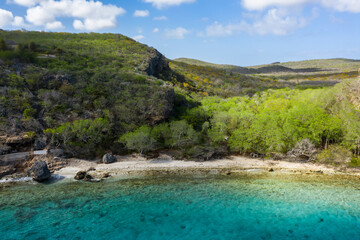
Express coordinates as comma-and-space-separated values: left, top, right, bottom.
45, 118, 110, 158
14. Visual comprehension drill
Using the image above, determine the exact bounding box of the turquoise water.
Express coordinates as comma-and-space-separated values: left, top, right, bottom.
1, 173, 360, 240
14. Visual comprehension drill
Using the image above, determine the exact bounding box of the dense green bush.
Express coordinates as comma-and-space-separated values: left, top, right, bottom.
45, 118, 110, 158
120, 125, 157, 154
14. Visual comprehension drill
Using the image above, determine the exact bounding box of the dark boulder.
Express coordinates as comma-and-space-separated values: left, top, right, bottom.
74, 171, 86, 180
0, 165, 16, 178
28, 161, 51, 182
83, 174, 93, 181
48, 149, 65, 157
102, 153, 116, 164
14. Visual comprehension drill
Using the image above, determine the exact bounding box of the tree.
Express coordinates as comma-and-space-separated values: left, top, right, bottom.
120, 125, 157, 154
28, 42, 36, 52
167, 120, 200, 149
0, 39, 6, 51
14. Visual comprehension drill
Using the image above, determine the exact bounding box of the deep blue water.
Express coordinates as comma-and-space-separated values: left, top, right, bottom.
1, 173, 360, 240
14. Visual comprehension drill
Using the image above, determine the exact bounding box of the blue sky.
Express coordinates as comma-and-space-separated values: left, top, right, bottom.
1, 0, 360, 66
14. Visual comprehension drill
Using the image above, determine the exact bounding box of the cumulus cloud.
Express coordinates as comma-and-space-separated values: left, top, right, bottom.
241, 0, 360, 13
23, 0, 125, 31
153, 28, 159, 33
134, 10, 149, 17
164, 27, 190, 39
321, 0, 360, 13
144, 0, 195, 9
252, 8, 307, 35
242, 0, 308, 11
153, 16, 167, 21
205, 21, 247, 37
204, 8, 309, 36
0, 8, 26, 28
45, 21, 64, 30
9, 0, 42, 7
132, 35, 145, 41
0, 9, 14, 28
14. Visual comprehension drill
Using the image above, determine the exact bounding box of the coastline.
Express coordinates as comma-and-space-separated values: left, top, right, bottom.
2, 154, 360, 184
53, 154, 354, 180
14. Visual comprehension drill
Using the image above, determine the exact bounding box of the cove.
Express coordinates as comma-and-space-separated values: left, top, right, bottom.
1, 172, 360, 240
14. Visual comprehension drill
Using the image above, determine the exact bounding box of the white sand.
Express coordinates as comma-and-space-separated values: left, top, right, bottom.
54, 154, 342, 179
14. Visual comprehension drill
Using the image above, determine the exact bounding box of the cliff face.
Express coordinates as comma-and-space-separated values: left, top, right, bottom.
145, 48, 171, 79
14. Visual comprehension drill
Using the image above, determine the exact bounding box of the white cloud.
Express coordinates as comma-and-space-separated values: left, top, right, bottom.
10, 0, 42, 7
0, 9, 14, 28
164, 27, 190, 39
242, 0, 308, 11
153, 16, 167, 21
132, 35, 145, 41
24, 0, 126, 31
205, 21, 247, 37
12, 16, 25, 26
144, 0, 195, 9
321, 0, 360, 13
0, 8, 26, 28
46, 21, 64, 30
204, 8, 308, 36
153, 28, 159, 33
134, 10, 149, 17
252, 8, 307, 35
241, 0, 360, 13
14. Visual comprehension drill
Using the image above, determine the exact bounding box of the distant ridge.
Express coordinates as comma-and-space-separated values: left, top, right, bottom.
173, 57, 360, 74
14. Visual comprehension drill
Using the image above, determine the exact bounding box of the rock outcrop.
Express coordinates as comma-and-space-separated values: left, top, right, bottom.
102, 153, 116, 164
0, 165, 16, 178
74, 171, 87, 180
145, 48, 170, 78
27, 161, 51, 182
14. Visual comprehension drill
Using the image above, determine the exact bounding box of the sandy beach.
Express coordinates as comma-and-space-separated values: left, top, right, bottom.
53, 154, 349, 180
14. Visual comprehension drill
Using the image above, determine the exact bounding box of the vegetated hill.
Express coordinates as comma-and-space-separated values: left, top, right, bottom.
173, 57, 360, 88
174, 58, 244, 70
170, 60, 289, 97
0, 30, 174, 157
2, 30, 360, 167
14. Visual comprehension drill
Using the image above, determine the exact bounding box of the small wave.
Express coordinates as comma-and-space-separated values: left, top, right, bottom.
0, 177, 33, 183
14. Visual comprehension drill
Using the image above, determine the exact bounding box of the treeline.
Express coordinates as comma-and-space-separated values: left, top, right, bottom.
120, 79, 360, 165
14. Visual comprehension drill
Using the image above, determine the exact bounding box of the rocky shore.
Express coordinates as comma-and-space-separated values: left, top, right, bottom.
2, 150, 360, 184
52, 154, 352, 181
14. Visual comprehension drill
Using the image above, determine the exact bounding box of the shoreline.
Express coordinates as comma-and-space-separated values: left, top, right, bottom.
53, 154, 357, 180
2, 154, 360, 184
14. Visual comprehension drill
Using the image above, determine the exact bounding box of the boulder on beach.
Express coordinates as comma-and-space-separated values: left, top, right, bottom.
28, 161, 51, 182
74, 171, 87, 180
102, 153, 116, 164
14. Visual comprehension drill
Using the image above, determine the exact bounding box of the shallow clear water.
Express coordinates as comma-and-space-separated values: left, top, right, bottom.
1, 173, 360, 240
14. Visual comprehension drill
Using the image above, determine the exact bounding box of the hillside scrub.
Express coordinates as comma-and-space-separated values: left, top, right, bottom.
121, 79, 360, 163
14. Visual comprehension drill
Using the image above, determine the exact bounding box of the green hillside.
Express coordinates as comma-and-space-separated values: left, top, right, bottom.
174, 57, 360, 88
0, 30, 174, 157
1, 30, 360, 166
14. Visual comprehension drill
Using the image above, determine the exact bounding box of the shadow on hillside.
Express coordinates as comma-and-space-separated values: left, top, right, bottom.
229, 66, 328, 74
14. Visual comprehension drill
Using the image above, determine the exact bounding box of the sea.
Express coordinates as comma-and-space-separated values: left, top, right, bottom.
1, 172, 360, 240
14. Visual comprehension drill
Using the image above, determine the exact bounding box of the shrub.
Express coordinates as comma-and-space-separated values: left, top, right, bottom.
45, 118, 110, 158
23, 107, 36, 120
167, 120, 201, 149
120, 125, 157, 154
316, 145, 352, 165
